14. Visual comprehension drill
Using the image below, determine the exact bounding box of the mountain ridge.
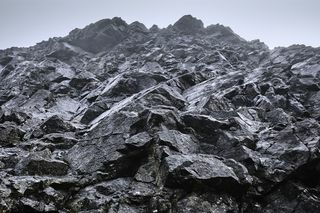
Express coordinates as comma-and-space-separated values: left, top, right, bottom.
0, 15, 320, 212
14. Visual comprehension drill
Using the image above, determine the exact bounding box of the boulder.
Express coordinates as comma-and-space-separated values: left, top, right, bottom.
66, 112, 147, 175
39, 115, 75, 135
69, 71, 97, 90
0, 110, 29, 125
181, 113, 231, 135
80, 101, 111, 124
157, 130, 199, 154
42, 133, 78, 149
0, 124, 25, 147
15, 150, 69, 176
163, 154, 249, 194
124, 132, 153, 150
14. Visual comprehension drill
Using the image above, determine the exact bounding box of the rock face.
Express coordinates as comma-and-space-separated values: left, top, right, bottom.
173, 15, 204, 34
65, 17, 129, 53
0, 15, 320, 212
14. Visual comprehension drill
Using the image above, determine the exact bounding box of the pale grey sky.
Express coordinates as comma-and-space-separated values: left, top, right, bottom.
0, 0, 319, 49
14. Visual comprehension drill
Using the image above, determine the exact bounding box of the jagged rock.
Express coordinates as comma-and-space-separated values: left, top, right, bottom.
69, 71, 97, 90
124, 132, 153, 149
181, 113, 231, 135
0, 91, 13, 106
0, 109, 29, 124
66, 112, 147, 175
266, 108, 291, 129
206, 24, 238, 39
66, 17, 129, 53
175, 193, 238, 213
38, 115, 75, 135
128, 21, 149, 34
1, 15, 320, 212
15, 152, 69, 176
132, 107, 184, 133
232, 94, 255, 107
173, 15, 204, 34
0, 64, 15, 79
157, 129, 199, 154
255, 127, 310, 183
163, 154, 250, 194
69, 178, 154, 212
256, 181, 320, 212
0, 56, 13, 66
289, 76, 320, 91
0, 123, 25, 147
307, 91, 320, 120
46, 47, 76, 61
67, 135, 127, 174
134, 162, 157, 184
149, 24, 160, 33
137, 85, 186, 109
100, 72, 166, 99
42, 133, 78, 149
80, 100, 111, 124
0, 147, 26, 171
291, 119, 320, 160
69, 178, 131, 211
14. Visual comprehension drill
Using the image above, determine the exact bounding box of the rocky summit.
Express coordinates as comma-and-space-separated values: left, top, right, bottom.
0, 14, 320, 212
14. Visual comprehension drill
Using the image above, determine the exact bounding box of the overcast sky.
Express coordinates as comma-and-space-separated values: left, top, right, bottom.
0, 0, 319, 49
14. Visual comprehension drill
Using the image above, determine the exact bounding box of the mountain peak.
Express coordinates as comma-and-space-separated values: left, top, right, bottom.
1, 14, 320, 213
128, 21, 149, 34
173, 15, 204, 34
65, 17, 129, 53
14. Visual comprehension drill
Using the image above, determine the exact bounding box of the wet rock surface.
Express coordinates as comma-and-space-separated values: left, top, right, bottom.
0, 15, 320, 212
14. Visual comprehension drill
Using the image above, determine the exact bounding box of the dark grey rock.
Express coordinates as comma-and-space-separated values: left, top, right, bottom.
124, 132, 153, 149
158, 129, 199, 154
66, 17, 129, 53
39, 115, 76, 135
173, 15, 204, 34
163, 154, 249, 194
149, 24, 160, 33
42, 133, 78, 149
0, 123, 25, 147
175, 193, 238, 213
0, 56, 13, 66
69, 71, 97, 90
128, 21, 149, 34
206, 24, 238, 39
0, 110, 29, 125
46, 47, 76, 61
1, 15, 320, 213
181, 113, 231, 135
15, 153, 69, 176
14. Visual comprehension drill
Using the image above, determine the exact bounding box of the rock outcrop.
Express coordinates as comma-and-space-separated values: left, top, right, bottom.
0, 15, 320, 212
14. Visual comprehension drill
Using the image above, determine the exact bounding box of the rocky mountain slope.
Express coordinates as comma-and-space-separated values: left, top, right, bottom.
0, 15, 320, 212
